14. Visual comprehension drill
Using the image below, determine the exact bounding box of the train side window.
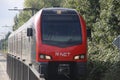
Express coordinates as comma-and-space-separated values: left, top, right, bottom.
27, 28, 33, 37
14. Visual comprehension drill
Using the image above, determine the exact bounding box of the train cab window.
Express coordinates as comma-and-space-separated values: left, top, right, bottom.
41, 11, 82, 47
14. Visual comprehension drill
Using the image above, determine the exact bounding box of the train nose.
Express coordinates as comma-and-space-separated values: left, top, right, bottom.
58, 64, 70, 75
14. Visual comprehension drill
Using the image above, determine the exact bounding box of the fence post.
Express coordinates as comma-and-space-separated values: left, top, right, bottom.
28, 63, 32, 80
14, 56, 17, 80
21, 59, 25, 80
7, 54, 10, 78
12, 55, 13, 79
23, 60, 29, 80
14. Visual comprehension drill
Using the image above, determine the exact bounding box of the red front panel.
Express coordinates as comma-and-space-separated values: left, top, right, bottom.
38, 44, 87, 62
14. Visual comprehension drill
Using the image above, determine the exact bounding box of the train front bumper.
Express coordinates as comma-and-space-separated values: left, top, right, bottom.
39, 62, 87, 79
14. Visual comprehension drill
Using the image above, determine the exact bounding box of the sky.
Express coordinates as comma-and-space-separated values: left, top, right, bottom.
0, 0, 24, 39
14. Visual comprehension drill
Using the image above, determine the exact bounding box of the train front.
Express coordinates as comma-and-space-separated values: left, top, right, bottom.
35, 8, 87, 80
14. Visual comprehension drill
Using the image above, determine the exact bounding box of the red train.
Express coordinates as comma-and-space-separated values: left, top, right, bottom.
8, 8, 88, 80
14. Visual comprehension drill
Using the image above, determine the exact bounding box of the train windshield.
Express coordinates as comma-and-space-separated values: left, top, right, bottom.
41, 14, 82, 47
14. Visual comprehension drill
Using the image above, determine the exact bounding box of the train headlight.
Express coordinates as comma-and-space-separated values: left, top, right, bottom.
40, 54, 52, 60
74, 54, 85, 60
74, 55, 80, 60
45, 55, 52, 60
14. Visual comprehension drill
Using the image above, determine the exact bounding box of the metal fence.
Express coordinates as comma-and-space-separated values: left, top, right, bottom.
7, 54, 44, 80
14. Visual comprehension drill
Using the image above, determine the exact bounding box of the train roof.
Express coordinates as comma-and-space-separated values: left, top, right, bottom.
41, 7, 77, 14
42, 7, 76, 11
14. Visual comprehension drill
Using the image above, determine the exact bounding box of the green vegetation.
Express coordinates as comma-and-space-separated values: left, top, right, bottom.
0, 32, 11, 53
12, 0, 120, 80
